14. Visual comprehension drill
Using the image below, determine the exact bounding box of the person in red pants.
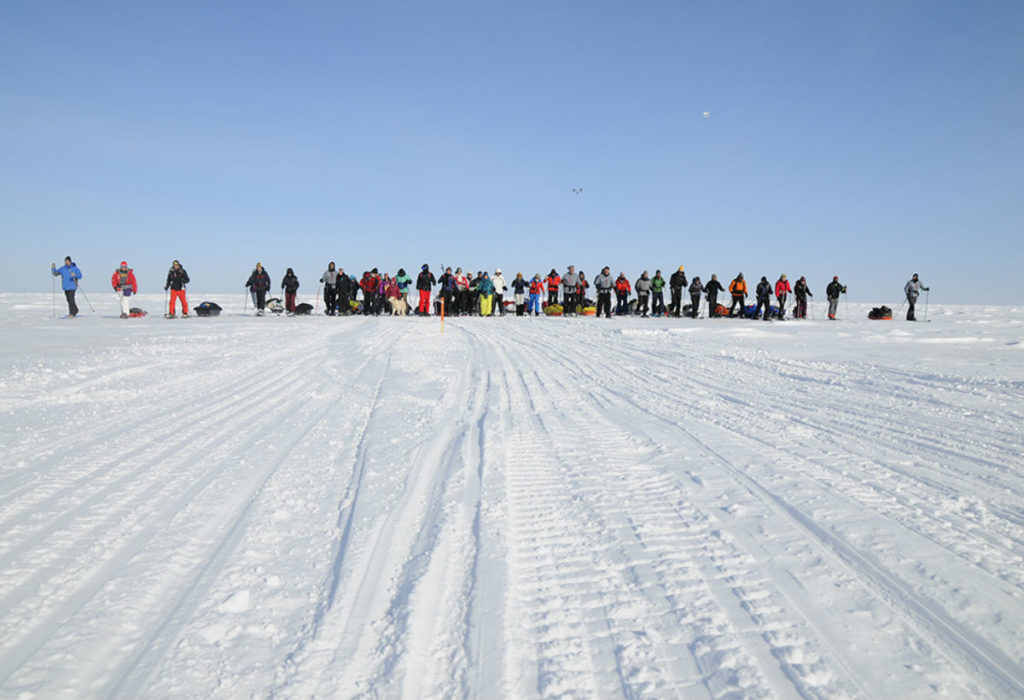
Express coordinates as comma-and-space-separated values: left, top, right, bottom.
416, 264, 436, 315
165, 260, 190, 317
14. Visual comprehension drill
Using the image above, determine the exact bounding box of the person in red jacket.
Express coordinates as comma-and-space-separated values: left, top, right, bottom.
774, 274, 792, 319
545, 269, 561, 307
614, 272, 632, 315
361, 268, 381, 315
111, 261, 138, 318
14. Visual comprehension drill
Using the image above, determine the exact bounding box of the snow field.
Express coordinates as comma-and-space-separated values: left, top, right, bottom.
0, 294, 1023, 699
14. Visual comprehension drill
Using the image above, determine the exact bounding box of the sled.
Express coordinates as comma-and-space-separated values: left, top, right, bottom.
266, 297, 285, 314
194, 302, 222, 317
294, 303, 313, 315
128, 307, 148, 318
868, 306, 893, 320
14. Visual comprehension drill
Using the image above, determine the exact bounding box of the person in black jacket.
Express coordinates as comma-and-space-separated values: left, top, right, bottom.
705, 274, 724, 316
165, 260, 190, 317
281, 268, 300, 313
754, 276, 772, 320
793, 276, 812, 318
246, 263, 271, 314
826, 276, 846, 319
688, 277, 704, 318
669, 266, 687, 317
336, 269, 352, 314
416, 265, 436, 315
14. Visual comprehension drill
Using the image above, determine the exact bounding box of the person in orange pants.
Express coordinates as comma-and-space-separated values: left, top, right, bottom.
165, 260, 190, 317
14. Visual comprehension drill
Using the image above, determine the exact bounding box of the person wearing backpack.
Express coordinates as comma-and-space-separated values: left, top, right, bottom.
245, 263, 271, 315
111, 261, 139, 318
728, 273, 747, 317
754, 277, 773, 320
635, 271, 652, 318
669, 266, 687, 317
165, 260, 191, 317
51, 256, 83, 318
688, 277, 704, 318
705, 274, 724, 316
904, 273, 930, 321
281, 268, 300, 314
826, 276, 846, 319
416, 265, 436, 315
775, 274, 792, 319
793, 276, 812, 318
651, 270, 666, 316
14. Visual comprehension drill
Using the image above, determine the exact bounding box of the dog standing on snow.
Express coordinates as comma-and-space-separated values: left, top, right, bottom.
388, 296, 409, 316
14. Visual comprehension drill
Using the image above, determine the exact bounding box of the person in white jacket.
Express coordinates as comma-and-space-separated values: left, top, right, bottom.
492, 268, 508, 316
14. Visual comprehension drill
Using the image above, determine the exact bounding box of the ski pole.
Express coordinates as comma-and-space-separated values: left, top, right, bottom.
924, 289, 930, 322
164, 288, 169, 316
51, 269, 57, 318
77, 281, 95, 312
243, 287, 248, 314
314, 281, 322, 314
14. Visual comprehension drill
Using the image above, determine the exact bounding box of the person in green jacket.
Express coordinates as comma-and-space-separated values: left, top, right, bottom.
651, 270, 666, 317
395, 268, 413, 314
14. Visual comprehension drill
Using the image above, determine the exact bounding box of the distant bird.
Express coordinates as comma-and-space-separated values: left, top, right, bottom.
703, 111, 710, 119
572, 187, 583, 194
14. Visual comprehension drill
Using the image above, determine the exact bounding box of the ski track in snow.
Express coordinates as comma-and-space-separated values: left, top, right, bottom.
1, 294, 1023, 699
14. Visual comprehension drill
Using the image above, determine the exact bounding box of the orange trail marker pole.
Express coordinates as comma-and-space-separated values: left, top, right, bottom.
441, 297, 445, 334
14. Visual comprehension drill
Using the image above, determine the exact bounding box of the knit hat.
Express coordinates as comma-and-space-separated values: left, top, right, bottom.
495, 268, 502, 274
678, 265, 685, 271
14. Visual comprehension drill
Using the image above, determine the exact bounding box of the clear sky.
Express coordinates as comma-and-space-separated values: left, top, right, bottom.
2, 1, 1021, 303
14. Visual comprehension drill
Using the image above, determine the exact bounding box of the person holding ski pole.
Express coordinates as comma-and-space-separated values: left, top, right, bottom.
705, 274, 724, 316
793, 276, 812, 318
904, 273, 930, 321
826, 276, 846, 320
281, 268, 300, 314
728, 273, 747, 317
52, 256, 82, 318
775, 274, 791, 320
165, 260, 190, 317
246, 262, 271, 315
111, 261, 138, 319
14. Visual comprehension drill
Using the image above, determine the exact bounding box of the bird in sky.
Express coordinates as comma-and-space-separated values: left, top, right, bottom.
572, 187, 583, 194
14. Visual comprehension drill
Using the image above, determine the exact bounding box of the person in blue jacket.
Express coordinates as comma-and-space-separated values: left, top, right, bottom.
51, 256, 83, 317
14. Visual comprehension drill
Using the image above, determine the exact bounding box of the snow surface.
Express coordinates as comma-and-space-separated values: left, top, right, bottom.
1, 293, 1023, 700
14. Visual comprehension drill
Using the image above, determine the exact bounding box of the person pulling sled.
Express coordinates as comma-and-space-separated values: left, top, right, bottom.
904, 273, 930, 321
112, 261, 138, 318
52, 257, 83, 318
165, 260, 190, 317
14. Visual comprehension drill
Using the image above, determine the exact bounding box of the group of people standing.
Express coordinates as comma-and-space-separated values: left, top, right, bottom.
49, 257, 930, 322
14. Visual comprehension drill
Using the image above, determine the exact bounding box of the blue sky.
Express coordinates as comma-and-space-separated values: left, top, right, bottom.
2, 1, 1021, 303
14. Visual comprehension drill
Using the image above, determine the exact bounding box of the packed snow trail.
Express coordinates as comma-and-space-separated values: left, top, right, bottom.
1, 294, 1023, 699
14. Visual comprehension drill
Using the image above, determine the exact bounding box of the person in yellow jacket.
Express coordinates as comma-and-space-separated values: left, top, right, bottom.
728, 273, 747, 317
